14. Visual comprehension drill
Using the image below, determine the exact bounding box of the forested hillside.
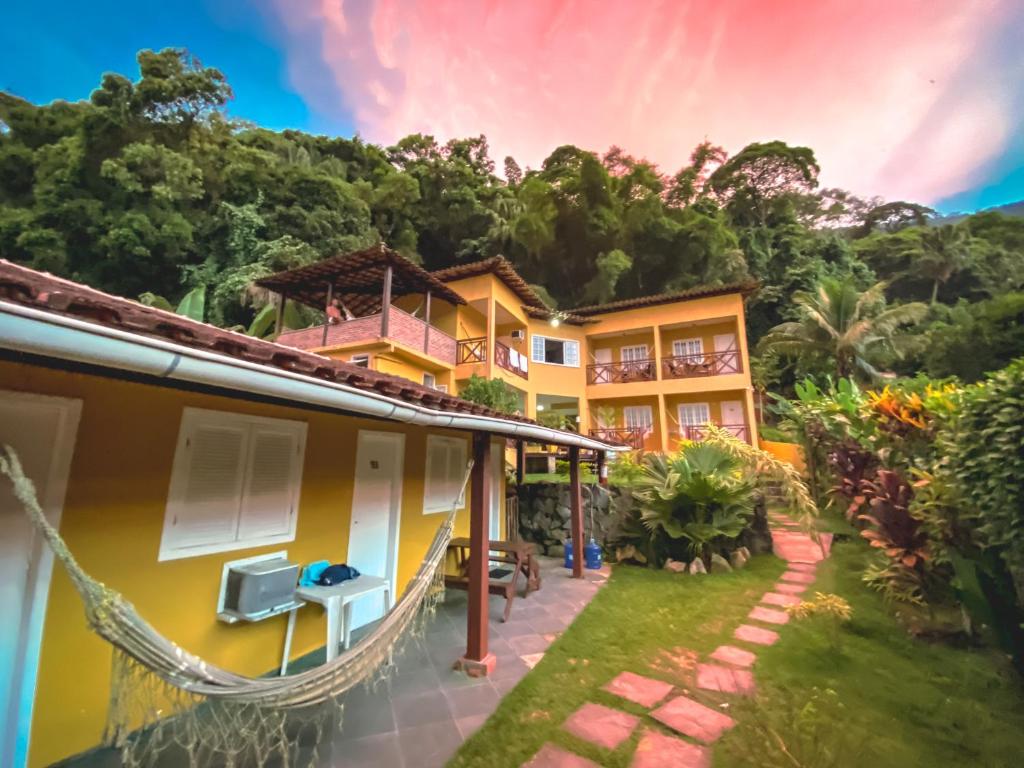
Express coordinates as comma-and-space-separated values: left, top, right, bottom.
2, 50, 1022, 388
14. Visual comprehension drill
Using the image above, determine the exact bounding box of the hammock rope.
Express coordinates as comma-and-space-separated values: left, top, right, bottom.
1, 444, 472, 765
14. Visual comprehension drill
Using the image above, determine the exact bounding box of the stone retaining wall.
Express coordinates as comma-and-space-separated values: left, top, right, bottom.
516, 482, 622, 556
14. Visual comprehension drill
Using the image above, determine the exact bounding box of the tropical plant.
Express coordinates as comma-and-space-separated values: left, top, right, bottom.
915, 224, 971, 305
758, 277, 928, 381
457, 375, 520, 414
787, 592, 853, 651
607, 450, 644, 486
138, 285, 206, 321
632, 442, 755, 567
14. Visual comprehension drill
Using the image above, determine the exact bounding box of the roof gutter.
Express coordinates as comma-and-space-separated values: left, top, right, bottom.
0, 302, 624, 453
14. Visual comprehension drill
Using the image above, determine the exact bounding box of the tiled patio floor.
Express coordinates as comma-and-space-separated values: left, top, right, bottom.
325, 556, 609, 767
64, 556, 608, 768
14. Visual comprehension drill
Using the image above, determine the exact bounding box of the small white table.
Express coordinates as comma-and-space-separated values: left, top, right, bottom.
293, 576, 393, 662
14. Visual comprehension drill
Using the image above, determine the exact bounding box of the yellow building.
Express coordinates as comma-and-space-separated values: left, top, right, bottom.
265, 246, 759, 459
0, 259, 614, 766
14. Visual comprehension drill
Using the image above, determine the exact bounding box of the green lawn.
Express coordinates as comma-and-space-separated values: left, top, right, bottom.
450, 540, 1024, 768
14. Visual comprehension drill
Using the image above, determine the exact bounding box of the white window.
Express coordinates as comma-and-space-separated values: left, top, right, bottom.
424, 435, 469, 513
350, 354, 370, 368
623, 405, 654, 434
531, 334, 580, 367
678, 403, 711, 427
160, 408, 307, 561
673, 338, 704, 359
422, 372, 436, 389
621, 344, 648, 362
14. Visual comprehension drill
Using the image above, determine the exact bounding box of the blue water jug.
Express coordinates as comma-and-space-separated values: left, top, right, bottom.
563, 538, 574, 569
584, 539, 603, 570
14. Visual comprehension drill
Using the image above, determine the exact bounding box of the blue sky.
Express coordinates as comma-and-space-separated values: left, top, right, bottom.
3, 0, 1022, 214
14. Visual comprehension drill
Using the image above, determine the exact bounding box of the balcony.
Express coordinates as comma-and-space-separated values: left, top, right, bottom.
588, 426, 647, 450
276, 306, 457, 364
662, 350, 741, 379
674, 424, 749, 443
456, 337, 528, 379
586, 359, 656, 385
495, 340, 528, 379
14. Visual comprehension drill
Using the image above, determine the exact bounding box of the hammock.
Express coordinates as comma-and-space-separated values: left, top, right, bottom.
1, 445, 471, 767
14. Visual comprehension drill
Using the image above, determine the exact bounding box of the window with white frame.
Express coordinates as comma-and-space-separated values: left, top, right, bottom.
160, 408, 307, 560
350, 354, 370, 368
673, 338, 704, 359
422, 372, 437, 389
424, 435, 468, 513
531, 334, 580, 367
623, 405, 654, 434
678, 403, 711, 427
621, 344, 648, 362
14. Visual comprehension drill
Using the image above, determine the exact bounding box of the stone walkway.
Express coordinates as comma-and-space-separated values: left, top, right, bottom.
522, 513, 832, 768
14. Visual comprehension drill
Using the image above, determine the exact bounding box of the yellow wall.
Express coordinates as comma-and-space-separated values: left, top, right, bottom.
661, 320, 740, 359
0, 361, 479, 767
587, 330, 656, 364
760, 439, 806, 473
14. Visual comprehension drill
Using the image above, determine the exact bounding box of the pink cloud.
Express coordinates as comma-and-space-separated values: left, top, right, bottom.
269, 0, 1019, 203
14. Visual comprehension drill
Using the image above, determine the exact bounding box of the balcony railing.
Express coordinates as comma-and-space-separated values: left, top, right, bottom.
587, 359, 657, 385
495, 340, 528, 379
588, 427, 648, 450
276, 307, 457, 364
674, 424, 749, 443
661, 350, 741, 379
457, 336, 487, 364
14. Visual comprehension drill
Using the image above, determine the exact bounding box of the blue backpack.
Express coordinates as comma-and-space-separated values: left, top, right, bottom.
317, 564, 361, 586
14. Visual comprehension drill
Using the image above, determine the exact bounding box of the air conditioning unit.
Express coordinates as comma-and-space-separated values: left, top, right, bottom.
222, 557, 299, 620
511, 330, 526, 341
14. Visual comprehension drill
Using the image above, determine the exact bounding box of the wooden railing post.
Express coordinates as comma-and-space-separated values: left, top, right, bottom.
515, 440, 525, 485
457, 432, 496, 677
569, 445, 584, 578
597, 450, 607, 487
380, 265, 393, 337
321, 282, 334, 346
423, 290, 432, 353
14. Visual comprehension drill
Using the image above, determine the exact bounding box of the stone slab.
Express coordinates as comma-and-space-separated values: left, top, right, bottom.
603, 671, 674, 708
709, 645, 757, 668
774, 582, 808, 595
733, 624, 780, 646
761, 591, 801, 607
563, 702, 640, 750
785, 562, 817, 573
780, 570, 817, 584
523, 743, 602, 768
630, 729, 711, 768
748, 606, 791, 625
650, 695, 736, 743
695, 662, 755, 695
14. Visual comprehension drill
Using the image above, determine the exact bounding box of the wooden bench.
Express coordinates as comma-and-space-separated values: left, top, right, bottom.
445, 538, 541, 622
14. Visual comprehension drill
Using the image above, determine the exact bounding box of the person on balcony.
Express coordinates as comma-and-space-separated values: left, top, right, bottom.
326, 298, 355, 324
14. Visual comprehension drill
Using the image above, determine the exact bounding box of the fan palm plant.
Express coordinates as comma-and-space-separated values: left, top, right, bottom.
758, 277, 927, 381
633, 442, 755, 567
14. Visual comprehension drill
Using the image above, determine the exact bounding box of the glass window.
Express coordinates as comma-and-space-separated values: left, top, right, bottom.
530, 335, 580, 367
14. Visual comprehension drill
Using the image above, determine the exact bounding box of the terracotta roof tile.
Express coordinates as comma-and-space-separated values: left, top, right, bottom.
431, 256, 549, 309
0, 260, 548, 429
571, 281, 759, 316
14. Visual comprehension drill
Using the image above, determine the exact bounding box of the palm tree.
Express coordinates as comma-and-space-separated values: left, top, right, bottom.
758, 277, 927, 381
915, 224, 971, 305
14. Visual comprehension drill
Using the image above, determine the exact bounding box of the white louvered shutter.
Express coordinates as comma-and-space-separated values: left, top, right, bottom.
166, 421, 247, 550
425, 436, 451, 512
447, 440, 467, 507
565, 340, 580, 367
531, 335, 546, 363
238, 425, 304, 540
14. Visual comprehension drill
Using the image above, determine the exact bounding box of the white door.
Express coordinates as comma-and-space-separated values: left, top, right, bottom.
721, 401, 745, 434
713, 333, 737, 352
621, 345, 648, 362
713, 333, 738, 372
347, 431, 404, 630
594, 349, 612, 365
0, 392, 81, 768
623, 405, 654, 435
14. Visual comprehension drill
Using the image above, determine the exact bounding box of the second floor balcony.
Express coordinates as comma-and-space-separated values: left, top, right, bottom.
457, 336, 528, 379
276, 307, 458, 364
662, 350, 741, 379
586, 358, 657, 385
673, 423, 749, 443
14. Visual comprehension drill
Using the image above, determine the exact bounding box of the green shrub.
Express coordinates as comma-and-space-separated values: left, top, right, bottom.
457, 374, 520, 414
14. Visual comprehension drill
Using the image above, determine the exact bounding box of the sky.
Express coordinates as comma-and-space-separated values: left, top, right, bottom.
3, 0, 1023, 214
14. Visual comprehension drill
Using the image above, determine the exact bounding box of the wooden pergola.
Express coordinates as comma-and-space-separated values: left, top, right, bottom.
256, 244, 466, 341
457, 434, 610, 677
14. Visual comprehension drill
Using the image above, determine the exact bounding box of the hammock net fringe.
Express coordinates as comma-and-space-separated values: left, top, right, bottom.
1, 444, 468, 767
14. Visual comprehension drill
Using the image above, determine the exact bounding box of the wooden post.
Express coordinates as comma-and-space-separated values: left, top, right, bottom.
515, 440, 525, 485
380, 265, 393, 337
274, 292, 287, 336
569, 445, 584, 578
423, 290, 432, 353
597, 450, 608, 487
457, 433, 496, 677
321, 282, 334, 347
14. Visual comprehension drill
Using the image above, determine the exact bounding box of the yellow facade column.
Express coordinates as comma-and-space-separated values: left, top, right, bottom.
486, 289, 496, 379
657, 393, 670, 453
577, 397, 591, 437
743, 386, 759, 445
651, 323, 663, 381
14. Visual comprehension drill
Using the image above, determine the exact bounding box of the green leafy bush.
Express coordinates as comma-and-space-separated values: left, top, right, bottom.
457, 374, 520, 414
